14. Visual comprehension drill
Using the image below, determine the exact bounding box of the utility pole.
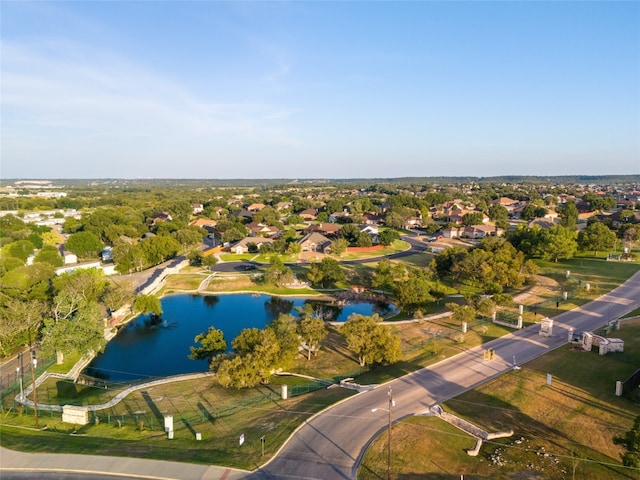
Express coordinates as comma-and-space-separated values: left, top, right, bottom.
387, 386, 394, 480
30, 349, 39, 427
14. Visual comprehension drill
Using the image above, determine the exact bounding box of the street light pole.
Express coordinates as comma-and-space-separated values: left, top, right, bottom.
371, 387, 396, 480
30, 351, 39, 427
387, 386, 394, 480
16, 367, 23, 401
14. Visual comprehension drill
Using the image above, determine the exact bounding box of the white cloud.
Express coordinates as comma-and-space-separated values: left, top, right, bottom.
1, 38, 303, 176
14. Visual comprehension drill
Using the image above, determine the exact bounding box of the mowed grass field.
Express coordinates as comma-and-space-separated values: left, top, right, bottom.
358, 319, 640, 480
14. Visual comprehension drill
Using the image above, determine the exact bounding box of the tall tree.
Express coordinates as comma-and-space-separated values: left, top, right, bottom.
578, 222, 616, 257
0, 295, 46, 357
65, 231, 105, 258
133, 294, 163, 317
40, 302, 106, 364
189, 327, 227, 362
558, 202, 579, 228
299, 316, 328, 360
536, 225, 578, 262
340, 314, 400, 367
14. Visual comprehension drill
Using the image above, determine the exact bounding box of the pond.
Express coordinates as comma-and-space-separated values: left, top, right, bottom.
84, 293, 396, 382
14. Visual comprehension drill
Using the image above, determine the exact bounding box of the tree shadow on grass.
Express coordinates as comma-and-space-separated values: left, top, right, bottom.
141, 390, 163, 423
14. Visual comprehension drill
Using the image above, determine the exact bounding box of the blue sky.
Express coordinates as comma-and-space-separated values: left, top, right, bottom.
2, 1, 638, 179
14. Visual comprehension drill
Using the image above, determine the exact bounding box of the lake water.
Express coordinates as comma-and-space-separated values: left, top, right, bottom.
84, 294, 395, 382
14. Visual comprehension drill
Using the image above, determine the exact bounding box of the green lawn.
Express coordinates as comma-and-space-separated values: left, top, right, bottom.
358, 319, 640, 480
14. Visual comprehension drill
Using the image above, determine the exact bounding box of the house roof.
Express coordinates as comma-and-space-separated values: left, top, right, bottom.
232, 237, 274, 249
307, 223, 342, 234
298, 232, 332, 247
190, 218, 218, 227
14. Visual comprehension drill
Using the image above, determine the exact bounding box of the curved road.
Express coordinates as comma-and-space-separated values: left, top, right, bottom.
3, 250, 640, 480
250, 268, 640, 479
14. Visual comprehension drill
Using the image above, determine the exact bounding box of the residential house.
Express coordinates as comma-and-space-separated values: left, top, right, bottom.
192, 203, 204, 215
362, 213, 383, 225
276, 201, 293, 211
150, 212, 172, 225
230, 237, 274, 254
298, 232, 333, 254
189, 218, 218, 234
61, 247, 78, 265
246, 222, 279, 237
306, 223, 342, 237
403, 216, 422, 229
328, 210, 350, 223
360, 225, 379, 244
298, 208, 318, 221
247, 203, 266, 212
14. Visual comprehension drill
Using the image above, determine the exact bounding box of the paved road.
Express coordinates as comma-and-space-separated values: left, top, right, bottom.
251, 268, 640, 479
3, 259, 639, 480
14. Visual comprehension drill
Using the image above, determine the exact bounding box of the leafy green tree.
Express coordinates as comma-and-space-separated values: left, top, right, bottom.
65, 231, 104, 258
189, 327, 227, 362
202, 254, 218, 272
299, 316, 328, 360
101, 279, 135, 312
507, 224, 542, 257
488, 204, 509, 223
356, 231, 373, 247
340, 314, 400, 367
619, 209, 636, 224
433, 246, 467, 277
232, 328, 262, 355
0, 295, 46, 357
536, 225, 578, 262
112, 242, 146, 273
173, 226, 206, 250
0, 263, 56, 301
34, 245, 64, 267
393, 268, 436, 314
52, 269, 108, 310
558, 202, 578, 228
614, 415, 640, 468
287, 214, 303, 225
306, 257, 345, 288
384, 211, 405, 229
215, 354, 260, 389
520, 204, 548, 221
331, 238, 349, 256
378, 229, 399, 246
140, 234, 181, 265
461, 212, 484, 226
578, 222, 616, 257
265, 256, 293, 286
446, 302, 476, 324
40, 302, 106, 364
268, 314, 300, 366
339, 224, 361, 245
372, 258, 395, 292
583, 193, 616, 212
133, 294, 163, 317
4, 239, 36, 262
0, 256, 24, 273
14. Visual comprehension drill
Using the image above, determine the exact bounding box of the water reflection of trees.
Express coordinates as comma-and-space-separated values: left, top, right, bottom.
202, 295, 220, 308
372, 301, 395, 316
264, 296, 294, 320
299, 300, 343, 321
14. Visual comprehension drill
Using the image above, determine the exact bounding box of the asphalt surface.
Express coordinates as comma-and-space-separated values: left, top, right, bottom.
3, 244, 639, 480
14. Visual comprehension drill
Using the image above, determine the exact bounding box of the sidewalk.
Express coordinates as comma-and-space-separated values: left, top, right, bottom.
1, 446, 252, 480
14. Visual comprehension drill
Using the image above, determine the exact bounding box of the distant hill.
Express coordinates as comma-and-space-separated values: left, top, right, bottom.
1, 175, 639, 189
